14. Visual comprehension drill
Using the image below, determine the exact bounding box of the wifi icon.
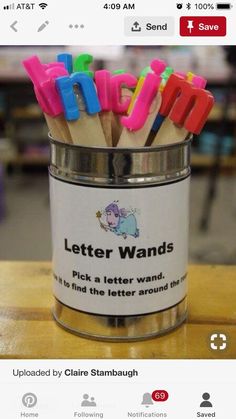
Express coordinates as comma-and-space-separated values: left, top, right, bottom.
39, 2, 48, 9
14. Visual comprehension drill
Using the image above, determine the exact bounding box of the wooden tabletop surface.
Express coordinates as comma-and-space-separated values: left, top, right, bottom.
0, 262, 235, 359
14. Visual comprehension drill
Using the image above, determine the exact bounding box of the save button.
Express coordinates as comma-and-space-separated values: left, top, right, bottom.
180, 16, 226, 37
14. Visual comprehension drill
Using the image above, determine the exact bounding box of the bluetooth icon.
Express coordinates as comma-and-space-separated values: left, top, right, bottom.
186, 2, 191, 9
22, 393, 37, 408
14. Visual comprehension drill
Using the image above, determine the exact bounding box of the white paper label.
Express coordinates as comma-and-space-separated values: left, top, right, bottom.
50, 175, 189, 316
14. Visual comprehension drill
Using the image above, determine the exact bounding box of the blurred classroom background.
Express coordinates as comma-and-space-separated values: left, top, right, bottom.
0, 45, 235, 264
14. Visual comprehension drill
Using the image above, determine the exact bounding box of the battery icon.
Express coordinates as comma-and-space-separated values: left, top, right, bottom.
216, 3, 232, 9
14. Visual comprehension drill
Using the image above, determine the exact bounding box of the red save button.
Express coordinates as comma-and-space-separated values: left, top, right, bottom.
180, 16, 226, 36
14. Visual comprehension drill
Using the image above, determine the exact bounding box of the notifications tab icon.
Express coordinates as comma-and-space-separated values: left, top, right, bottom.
180, 16, 226, 36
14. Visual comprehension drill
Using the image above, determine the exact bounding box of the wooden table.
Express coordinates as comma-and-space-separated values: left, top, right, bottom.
0, 262, 235, 359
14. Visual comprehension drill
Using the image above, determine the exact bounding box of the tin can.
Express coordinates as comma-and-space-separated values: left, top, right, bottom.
50, 138, 190, 341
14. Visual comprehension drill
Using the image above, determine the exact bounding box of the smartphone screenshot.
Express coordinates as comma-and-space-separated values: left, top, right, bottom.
0, 0, 235, 417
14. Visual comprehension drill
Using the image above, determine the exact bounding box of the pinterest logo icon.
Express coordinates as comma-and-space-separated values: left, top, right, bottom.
152, 390, 169, 402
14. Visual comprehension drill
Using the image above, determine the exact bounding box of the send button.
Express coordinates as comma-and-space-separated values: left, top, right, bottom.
146, 22, 169, 32
125, 17, 175, 36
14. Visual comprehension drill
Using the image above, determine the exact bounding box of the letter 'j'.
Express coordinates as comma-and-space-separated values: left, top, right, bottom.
121, 73, 162, 131
56, 72, 101, 121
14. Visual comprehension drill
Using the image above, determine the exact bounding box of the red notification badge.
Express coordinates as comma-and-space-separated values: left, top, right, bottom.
152, 390, 169, 402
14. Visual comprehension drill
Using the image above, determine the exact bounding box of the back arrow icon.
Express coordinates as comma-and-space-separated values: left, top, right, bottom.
10, 21, 18, 32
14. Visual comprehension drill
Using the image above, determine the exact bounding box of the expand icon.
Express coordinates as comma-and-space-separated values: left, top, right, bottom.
210, 333, 227, 351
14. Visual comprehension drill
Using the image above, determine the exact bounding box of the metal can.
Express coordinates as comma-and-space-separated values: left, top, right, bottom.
50, 138, 190, 341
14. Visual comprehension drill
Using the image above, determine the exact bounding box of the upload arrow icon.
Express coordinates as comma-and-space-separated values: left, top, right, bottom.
131, 21, 141, 32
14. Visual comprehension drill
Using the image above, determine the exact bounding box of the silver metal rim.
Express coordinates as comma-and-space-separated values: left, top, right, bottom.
52, 297, 187, 342
50, 137, 191, 187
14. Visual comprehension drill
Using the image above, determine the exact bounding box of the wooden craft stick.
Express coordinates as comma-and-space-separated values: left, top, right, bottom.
67, 114, 106, 146
67, 94, 107, 146
99, 111, 113, 147
112, 88, 133, 147
44, 113, 72, 143
117, 92, 162, 148
151, 117, 188, 146
112, 113, 123, 147
95, 70, 113, 147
